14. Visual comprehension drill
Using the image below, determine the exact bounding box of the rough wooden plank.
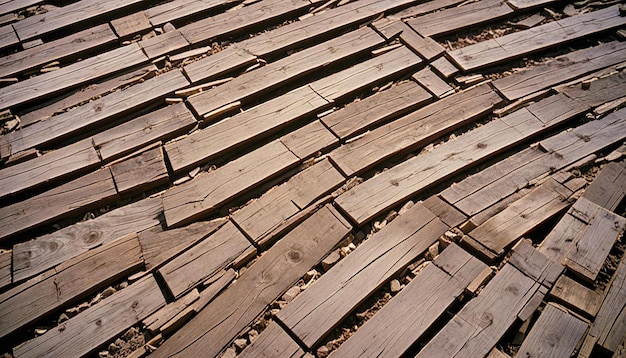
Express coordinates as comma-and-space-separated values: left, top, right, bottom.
0, 139, 100, 200
6, 69, 189, 153
187, 27, 383, 117
277, 203, 448, 348
430, 56, 459, 78
0, 250, 10, 289
516, 303, 588, 358
238, 322, 305, 358
0, 24, 18, 51
390, 0, 465, 19
110, 11, 151, 38
109, 145, 169, 196
515, 13, 545, 29
493, 41, 626, 101
0, 23, 117, 79
279, 120, 338, 160
582, 161, 626, 211
182, 45, 256, 84
407, 0, 513, 37
508, 239, 563, 288
506, 0, 559, 10
167, 86, 328, 174
0, 234, 143, 340
0, 168, 118, 242
163, 140, 299, 228
13, 275, 165, 358
333, 244, 486, 358
12, 0, 144, 41
139, 30, 190, 59
372, 19, 444, 60
192, 268, 236, 312
564, 71, 626, 109
449, 5, 626, 71
145, 0, 230, 26
412, 67, 454, 98
12, 197, 161, 283
93, 102, 196, 162
550, 275, 603, 317
0, 0, 42, 17
329, 84, 502, 177
422, 195, 468, 228
0, 43, 148, 112
232, 159, 344, 243
321, 81, 432, 140
416, 264, 543, 357
151, 205, 351, 358
158, 221, 251, 298
144, 289, 200, 334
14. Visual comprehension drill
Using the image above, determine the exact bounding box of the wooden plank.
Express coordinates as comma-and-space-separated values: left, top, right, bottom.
109, 145, 169, 196
182, 45, 257, 84
0, 24, 117, 79
406, 0, 513, 38
332, 244, 487, 358
508, 239, 563, 288
0, 139, 100, 200
0, 234, 143, 340
163, 139, 299, 228
563, 202, 626, 283
493, 41, 626, 101
422, 195, 467, 228
13, 275, 165, 358
233, 159, 344, 243
192, 268, 236, 312
12, 197, 161, 283
390, 0, 465, 19
0, 250, 10, 289
0, 168, 118, 243
393, 21, 445, 61
139, 30, 189, 59
320, 81, 432, 140
515, 13, 545, 29
158, 221, 252, 298
550, 275, 603, 317
582, 161, 626, 211
179, 0, 311, 45
144, 289, 199, 334
329, 84, 502, 177
93, 102, 196, 162
145, 0, 230, 26
238, 322, 305, 358
6, 69, 189, 153
13, 0, 144, 41
416, 264, 543, 357
430, 56, 459, 78
0, 43, 148, 112
516, 303, 588, 358
506, 0, 560, 10
138, 218, 227, 272
564, 71, 626, 109
467, 178, 574, 257
167, 86, 328, 174
448, 5, 626, 71
150, 205, 351, 358
0, 24, 18, 51
187, 27, 384, 117
110, 11, 151, 38
0, 0, 43, 17
277, 203, 448, 348
279, 120, 338, 160
412, 67, 454, 98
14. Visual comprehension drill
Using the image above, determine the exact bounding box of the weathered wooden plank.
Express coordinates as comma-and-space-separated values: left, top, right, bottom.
467, 178, 574, 257
0, 234, 143, 340
406, 0, 513, 38
180, 0, 311, 45
109, 145, 169, 196
582, 161, 626, 211
13, 275, 165, 358
506, 0, 560, 10
412, 67, 454, 98
144, 288, 199, 334
12, 197, 161, 283
167, 86, 327, 174
0, 139, 100, 200
448, 5, 626, 71
277, 203, 448, 348
516, 303, 588, 358
0, 24, 117, 79
329, 84, 502, 177
139, 30, 190, 59
390, 0, 465, 19
0, 43, 148, 112
158, 221, 252, 298
163, 140, 299, 228
187, 27, 384, 117
110, 11, 151, 38
508, 239, 563, 289
0, 24, 18, 51
279, 119, 338, 160
233, 159, 344, 243
564, 71, 626, 109
430, 56, 459, 78
550, 275, 603, 317
493, 41, 626, 101
0, 250, 10, 289
0, 168, 118, 242
182, 45, 256, 84
93, 102, 196, 162
371, 19, 444, 60
238, 322, 305, 358
6, 69, 189, 153
151, 205, 351, 358
145, 0, 230, 26
12, 0, 144, 41
333, 244, 486, 358
192, 268, 236, 312
416, 264, 543, 357
422, 195, 467, 228
321, 81, 431, 140
563, 202, 626, 283
0, 0, 43, 17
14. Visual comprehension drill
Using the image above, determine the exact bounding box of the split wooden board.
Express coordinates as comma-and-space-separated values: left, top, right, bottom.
145, 0, 231, 26
582, 161, 626, 212
109, 145, 169, 195
238, 322, 305, 358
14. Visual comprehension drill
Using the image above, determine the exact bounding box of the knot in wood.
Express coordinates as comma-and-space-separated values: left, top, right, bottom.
286, 249, 303, 263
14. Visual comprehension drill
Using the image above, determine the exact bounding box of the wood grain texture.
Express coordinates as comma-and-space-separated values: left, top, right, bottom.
144, 288, 200, 334
151, 205, 351, 358
109, 145, 169, 195
145, 0, 230, 26
182, 45, 256, 84
238, 322, 305, 358
0, 24, 18, 51
412, 67, 454, 98
12, 197, 161, 283
550, 275, 603, 317
508, 239, 563, 289
110, 11, 151, 38
279, 120, 338, 160
372, 19, 444, 60
391, 0, 465, 20
0, 250, 10, 289
13, 275, 165, 358
0, 234, 143, 340
582, 161, 626, 212
139, 30, 190, 59
277, 203, 448, 348
430, 56, 459, 78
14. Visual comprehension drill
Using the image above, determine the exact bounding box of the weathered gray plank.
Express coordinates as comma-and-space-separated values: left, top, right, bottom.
550, 275, 603, 317
412, 67, 454, 98
109, 145, 169, 196
0, 250, 10, 289
279, 119, 338, 160
145, 0, 230, 26
139, 30, 190, 59
238, 322, 305, 358
582, 161, 626, 212
182, 45, 257, 84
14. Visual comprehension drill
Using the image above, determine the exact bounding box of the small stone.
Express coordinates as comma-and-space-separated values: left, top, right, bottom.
563, 4, 578, 17
304, 269, 317, 281
233, 338, 247, 352
115, 338, 125, 347
189, 167, 200, 178
58, 313, 69, 323
384, 210, 398, 222
399, 201, 414, 216
341, 246, 351, 256
282, 286, 301, 303
426, 243, 439, 260
99, 351, 109, 358
355, 231, 366, 241
248, 329, 259, 344
122, 327, 139, 341
317, 345, 330, 358
78, 302, 90, 312
407, 258, 425, 272
373, 220, 386, 231
66, 307, 80, 318
348, 243, 356, 251
108, 342, 120, 354
90, 293, 102, 305
269, 308, 280, 316
322, 249, 341, 271
34, 327, 47, 335
102, 286, 116, 298
173, 176, 191, 185
390, 279, 402, 293
117, 281, 129, 290
222, 347, 237, 358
